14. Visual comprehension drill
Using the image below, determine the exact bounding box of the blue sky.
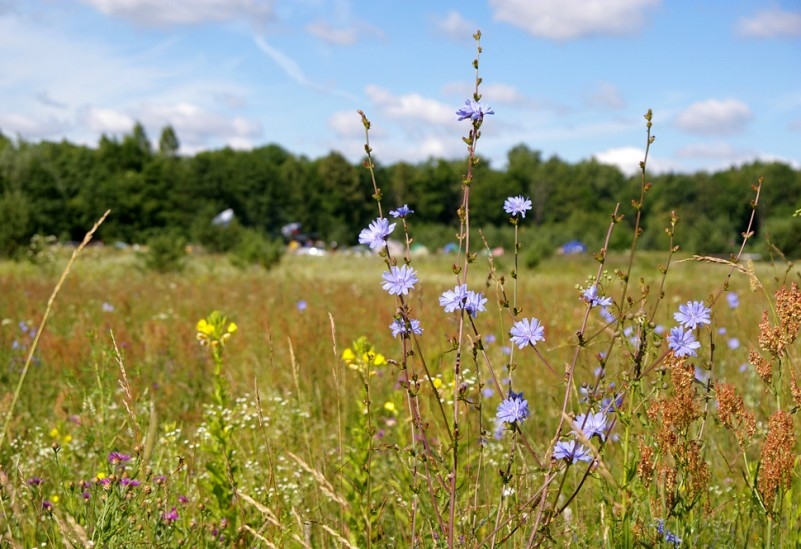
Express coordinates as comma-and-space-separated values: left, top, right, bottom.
1, 0, 799, 175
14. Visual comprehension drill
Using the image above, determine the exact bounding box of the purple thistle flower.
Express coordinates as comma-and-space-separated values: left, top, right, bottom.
389, 318, 423, 338
439, 284, 469, 313
358, 217, 395, 250
509, 317, 545, 349
108, 452, 131, 465
582, 284, 613, 308
553, 440, 593, 464
573, 412, 608, 441
381, 265, 419, 296
667, 326, 701, 357
674, 300, 711, 329
27, 477, 43, 486
42, 500, 54, 511
120, 478, 140, 488
389, 204, 414, 218
456, 99, 495, 121
495, 391, 530, 424
162, 507, 179, 523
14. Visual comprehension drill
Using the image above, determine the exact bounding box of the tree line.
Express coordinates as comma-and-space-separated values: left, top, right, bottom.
1, 123, 800, 260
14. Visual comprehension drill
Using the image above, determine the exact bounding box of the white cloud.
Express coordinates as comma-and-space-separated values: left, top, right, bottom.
674, 98, 752, 135
78, 0, 274, 27
489, 0, 660, 40
328, 110, 366, 139
736, 8, 801, 38
254, 36, 310, 86
305, 19, 383, 45
674, 141, 742, 160
365, 85, 456, 126
594, 146, 644, 176
306, 21, 357, 45
0, 112, 67, 138
584, 82, 625, 110
433, 11, 476, 41
80, 106, 135, 133
138, 102, 262, 146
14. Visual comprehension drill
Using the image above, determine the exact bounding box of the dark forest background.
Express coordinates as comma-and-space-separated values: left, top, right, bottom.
2, 123, 800, 260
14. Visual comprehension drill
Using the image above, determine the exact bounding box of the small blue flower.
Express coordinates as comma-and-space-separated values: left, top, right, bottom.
694, 366, 710, 384
553, 440, 593, 464
389, 204, 414, 218
439, 284, 468, 313
582, 284, 613, 308
600, 306, 616, 323
358, 217, 395, 250
667, 326, 701, 357
495, 390, 529, 424
727, 292, 740, 309
381, 265, 419, 296
600, 394, 623, 414
389, 318, 423, 338
296, 300, 307, 312
727, 337, 740, 350
464, 290, 487, 317
456, 99, 495, 121
656, 519, 682, 547
573, 412, 608, 441
503, 195, 532, 218
102, 302, 115, 312
674, 300, 711, 329
509, 317, 545, 349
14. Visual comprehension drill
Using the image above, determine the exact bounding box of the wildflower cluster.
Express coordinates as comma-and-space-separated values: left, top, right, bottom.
666, 300, 711, 357
196, 310, 237, 349
341, 336, 387, 376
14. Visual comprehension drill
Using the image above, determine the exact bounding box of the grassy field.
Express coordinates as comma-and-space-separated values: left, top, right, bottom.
0, 244, 799, 547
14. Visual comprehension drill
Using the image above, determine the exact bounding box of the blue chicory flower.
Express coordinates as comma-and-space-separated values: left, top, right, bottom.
509, 317, 545, 349
381, 265, 418, 296
389, 204, 414, 218
503, 195, 532, 218
582, 284, 613, 308
456, 99, 495, 121
439, 284, 468, 313
674, 300, 711, 329
553, 439, 593, 464
667, 326, 701, 357
573, 411, 608, 441
495, 390, 530, 424
358, 218, 395, 250
464, 290, 487, 317
389, 318, 423, 338
656, 519, 682, 547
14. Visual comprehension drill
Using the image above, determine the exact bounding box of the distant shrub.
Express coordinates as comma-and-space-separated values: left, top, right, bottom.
26, 234, 58, 265
230, 227, 283, 270
763, 216, 801, 258
193, 218, 242, 254
142, 230, 187, 272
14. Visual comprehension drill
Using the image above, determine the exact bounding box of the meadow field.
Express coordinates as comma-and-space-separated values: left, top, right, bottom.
0, 240, 799, 546
1, 31, 800, 549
